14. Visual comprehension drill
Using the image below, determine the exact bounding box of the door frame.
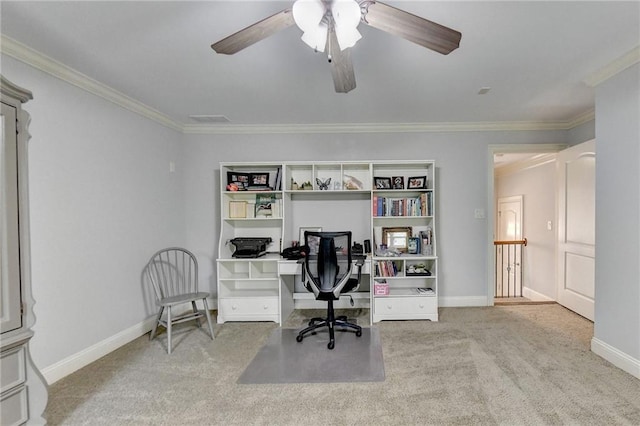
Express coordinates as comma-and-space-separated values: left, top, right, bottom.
486, 144, 567, 305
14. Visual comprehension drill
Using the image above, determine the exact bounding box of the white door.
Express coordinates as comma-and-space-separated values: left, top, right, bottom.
497, 195, 523, 297
557, 139, 595, 320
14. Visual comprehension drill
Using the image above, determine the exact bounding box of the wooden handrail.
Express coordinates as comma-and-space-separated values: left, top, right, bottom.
493, 238, 527, 246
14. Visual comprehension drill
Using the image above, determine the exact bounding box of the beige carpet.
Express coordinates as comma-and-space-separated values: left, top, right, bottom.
44, 305, 640, 425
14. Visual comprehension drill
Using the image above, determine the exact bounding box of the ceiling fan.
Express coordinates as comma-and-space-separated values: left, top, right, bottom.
211, 0, 461, 93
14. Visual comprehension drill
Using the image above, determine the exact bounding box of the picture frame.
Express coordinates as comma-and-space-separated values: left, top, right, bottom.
374, 176, 392, 189
249, 172, 270, 187
407, 176, 427, 189
382, 226, 412, 253
392, 176, 404, 190
226, 171, 249, 190
299, 226, 322, 254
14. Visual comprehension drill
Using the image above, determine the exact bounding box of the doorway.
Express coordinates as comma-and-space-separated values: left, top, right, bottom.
495, 195, 524, 299
487, 144, 566, 305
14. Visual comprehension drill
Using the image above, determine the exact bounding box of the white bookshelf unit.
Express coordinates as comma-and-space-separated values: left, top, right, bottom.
216, 161, 438, 324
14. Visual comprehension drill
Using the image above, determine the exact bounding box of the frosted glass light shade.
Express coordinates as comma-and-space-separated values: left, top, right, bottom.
292, 0, 325, 31
332, 0, 362, 50
301, 23, 328, 52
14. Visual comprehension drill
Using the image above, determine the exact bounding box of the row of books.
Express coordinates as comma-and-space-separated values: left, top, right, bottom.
375, 260, 400, 277
372, 192, 432, 217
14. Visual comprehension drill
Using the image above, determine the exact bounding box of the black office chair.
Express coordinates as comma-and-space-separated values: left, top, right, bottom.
296, 231, 364, 349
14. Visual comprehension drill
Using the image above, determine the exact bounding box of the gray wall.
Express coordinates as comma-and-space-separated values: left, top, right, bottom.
183, 131, 567, 305
2, 57, 186, 371
594, 63, 640, 360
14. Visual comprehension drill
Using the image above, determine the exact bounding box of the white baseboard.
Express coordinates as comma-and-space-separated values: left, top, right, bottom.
439, 296, 489, 307
591, 337, 640, 379
522, 287, 555, 302
41, 317, 155, 385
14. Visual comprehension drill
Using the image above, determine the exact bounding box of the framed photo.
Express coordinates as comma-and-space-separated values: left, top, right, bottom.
392, 176, 404, 190
382, 226, 412, 253
227, 171, 249, 189
299, 226, 322, 254
407, 176, 427, 189
374, 176, 392, 189
249, 172, 270, 187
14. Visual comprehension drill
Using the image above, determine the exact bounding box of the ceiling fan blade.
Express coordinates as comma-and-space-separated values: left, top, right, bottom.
211, 9, 295, 54
327, 26, 356, 93
363, 1, 461, 55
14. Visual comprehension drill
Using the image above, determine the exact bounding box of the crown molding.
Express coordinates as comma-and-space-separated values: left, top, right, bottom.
583, 45, 640, 87
181, 118, 587, 135
1, 35, 183, 132
2, 34, 596, 136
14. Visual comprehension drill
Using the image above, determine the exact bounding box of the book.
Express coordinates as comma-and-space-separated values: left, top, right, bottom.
255, 193, 276, 217
229, 201, 247, 218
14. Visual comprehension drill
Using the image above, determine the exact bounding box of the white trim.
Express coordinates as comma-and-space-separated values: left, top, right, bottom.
2, 34, 596, 135
40, 317, 155, 385
591, 337, 640, 379
182, 119, 587, 135
1, 35, 183, 132
583, 45, 640, 87
439, 296, 488, 307
522, 286, 555, 302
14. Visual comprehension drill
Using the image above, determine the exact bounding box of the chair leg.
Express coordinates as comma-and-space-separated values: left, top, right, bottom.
202, 298, 215, 340
150, 307, 164, 341
327, 300, 336, 350
191, 301, 201, 328
166, 306, 172, 355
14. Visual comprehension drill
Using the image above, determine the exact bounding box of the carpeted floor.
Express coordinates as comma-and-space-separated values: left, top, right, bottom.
44, 305, 640, 425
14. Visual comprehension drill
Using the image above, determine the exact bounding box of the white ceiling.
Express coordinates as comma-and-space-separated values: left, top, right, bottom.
1, 1, 639, 127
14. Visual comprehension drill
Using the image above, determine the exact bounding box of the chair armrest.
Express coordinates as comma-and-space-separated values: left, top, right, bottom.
353, 255, 365, 284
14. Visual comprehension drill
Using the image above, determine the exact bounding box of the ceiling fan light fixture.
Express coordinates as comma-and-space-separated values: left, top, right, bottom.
292, 0, 325, 31
301, 23, 328, 52
332, 0, 362, 50
335, 26, 361, 50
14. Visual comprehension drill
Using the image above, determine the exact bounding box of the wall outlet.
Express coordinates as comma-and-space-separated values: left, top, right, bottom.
474, 208, 486, 219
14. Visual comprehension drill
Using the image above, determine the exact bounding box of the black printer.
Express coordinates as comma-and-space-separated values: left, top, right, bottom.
229, 237, 272, 258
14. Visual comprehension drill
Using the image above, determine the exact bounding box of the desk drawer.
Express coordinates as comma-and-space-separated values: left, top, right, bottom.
279, 260, 371, 276
219, 297, 279, 322
1, 346, 26, 394
374, 296, 437, 317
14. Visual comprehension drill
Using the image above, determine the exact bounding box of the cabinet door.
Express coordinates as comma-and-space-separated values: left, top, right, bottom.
1, 102, 22, 334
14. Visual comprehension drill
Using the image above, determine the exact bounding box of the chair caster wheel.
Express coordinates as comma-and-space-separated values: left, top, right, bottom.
356, 329, 362, 337
296, 335, 303, 342
328, 341, 335, 350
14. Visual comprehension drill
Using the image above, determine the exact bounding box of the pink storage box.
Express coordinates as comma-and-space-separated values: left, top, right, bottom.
374, 283, 389, 295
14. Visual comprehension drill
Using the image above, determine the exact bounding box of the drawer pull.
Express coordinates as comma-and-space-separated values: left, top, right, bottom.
419, 304, 425, 309
263, 305, 269, 310
232, 304, 238, 310
386, 304, 392, 310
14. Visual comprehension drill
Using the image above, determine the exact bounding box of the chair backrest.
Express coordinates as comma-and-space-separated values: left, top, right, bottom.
304, 231, 352, 293
147, 247, 199, 301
